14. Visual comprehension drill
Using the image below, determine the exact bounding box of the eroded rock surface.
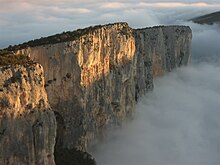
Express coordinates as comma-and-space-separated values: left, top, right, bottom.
0, 64, 56, 165
55, 148, 96, 165
16, 23, 192, 152
134, 26, 192, 97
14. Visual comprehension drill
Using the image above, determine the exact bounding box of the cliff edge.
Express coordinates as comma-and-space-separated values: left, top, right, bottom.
0, 22, 192, 165
15, 23, 192, 150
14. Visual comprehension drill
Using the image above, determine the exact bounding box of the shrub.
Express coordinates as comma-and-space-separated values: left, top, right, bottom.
0, 54, 34, 66
0, 97, 10, 109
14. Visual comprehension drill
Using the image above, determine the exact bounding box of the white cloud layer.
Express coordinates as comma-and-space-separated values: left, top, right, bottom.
1, 1, 220, 164
90, 21, 220, 163
88, 2, 220, 165
91, 63, 220, 165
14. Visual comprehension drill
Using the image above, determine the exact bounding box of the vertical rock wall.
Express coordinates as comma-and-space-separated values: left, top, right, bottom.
0, 64, 56, 165
134, 26, 192, 98
16, 23, 192, 151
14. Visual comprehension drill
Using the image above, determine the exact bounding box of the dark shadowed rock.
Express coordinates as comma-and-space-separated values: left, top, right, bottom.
13, 23, 192, 151
55, 148, 96, 165
191, 11, 220, 25
0, 22, 192, 164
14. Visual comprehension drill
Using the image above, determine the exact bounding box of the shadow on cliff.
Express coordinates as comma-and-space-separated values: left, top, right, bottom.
52, 41, 184, 165
51, 57, 140, 165
53, 104, 98, 165
21, 25, 191, 165
50, 44, 149, 165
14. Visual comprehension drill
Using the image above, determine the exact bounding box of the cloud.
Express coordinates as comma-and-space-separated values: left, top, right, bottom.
138, 2, 220, 8
89, 3, 220, 165
1, 1, 220, 164
51, 7, 91, 14
99, 2, 127, 9
189, 23, 220, 64
1, 0, 220, 48
91, 63, 220, 165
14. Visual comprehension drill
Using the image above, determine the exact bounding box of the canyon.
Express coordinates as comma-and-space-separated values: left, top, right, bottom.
0, 22, 192, 164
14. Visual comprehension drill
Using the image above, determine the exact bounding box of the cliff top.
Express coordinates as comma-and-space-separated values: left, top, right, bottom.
0, 22, 129, 55
0, 22, 191, 57
0, 53, 34, 66
135, 25, 191, 31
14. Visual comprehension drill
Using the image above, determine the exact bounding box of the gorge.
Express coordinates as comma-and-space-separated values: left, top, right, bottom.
0, 23, 192, 165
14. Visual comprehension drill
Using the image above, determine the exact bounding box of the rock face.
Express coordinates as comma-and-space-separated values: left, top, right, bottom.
17, 23, 136, 150
55, 148, 96, 165
16, 22, 192, 152
0, 64, 56, 165
134, 26, 191, 97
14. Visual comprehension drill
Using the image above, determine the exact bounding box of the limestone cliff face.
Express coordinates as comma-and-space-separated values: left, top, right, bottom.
16, 23, 192, 151
0, 64, 56, 165
134, 26, 192, 98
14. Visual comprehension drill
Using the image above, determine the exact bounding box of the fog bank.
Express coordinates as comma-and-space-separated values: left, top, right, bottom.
91, 63, 220, 165
90, 8, 220, 165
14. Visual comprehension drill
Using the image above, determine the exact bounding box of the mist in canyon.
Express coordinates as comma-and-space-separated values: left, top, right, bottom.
1, 1, 220, 165
90, 9, 220, 165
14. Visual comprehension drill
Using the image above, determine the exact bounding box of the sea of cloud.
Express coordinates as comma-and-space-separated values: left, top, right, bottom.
91, 64, 220, 165
89, 3, 220, 165
91, 63, 220, 165
1, 2, 220, 164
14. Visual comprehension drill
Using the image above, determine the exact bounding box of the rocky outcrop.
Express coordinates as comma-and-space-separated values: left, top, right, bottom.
134, 26, 192, 97
55, 148, 96, 165
0, 64, 56, 165
16, 22, 192, 153
17, 23, 136, 151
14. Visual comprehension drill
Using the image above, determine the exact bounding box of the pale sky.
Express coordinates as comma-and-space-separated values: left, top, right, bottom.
0, 0, 219, 48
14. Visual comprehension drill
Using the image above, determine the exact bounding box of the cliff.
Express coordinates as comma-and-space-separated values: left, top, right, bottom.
135, 26, 191, 97
15, 23, 192, 151
0, 22, 192, 165
0, 63, 56, 165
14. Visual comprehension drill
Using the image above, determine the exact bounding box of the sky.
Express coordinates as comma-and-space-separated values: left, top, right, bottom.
0, 0, 220, 48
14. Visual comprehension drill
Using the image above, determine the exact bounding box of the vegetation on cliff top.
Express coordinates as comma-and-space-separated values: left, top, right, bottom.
0, 53, 34, 66
0, 22, 128, 56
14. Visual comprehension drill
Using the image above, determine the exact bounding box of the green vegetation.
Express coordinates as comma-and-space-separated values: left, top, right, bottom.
0, 24, 105, 54
0, 22, 128, 55
0, 53, 34, 66
0, 98, 9, 108
0, 50, 12, 56
0, 22, 128, 66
